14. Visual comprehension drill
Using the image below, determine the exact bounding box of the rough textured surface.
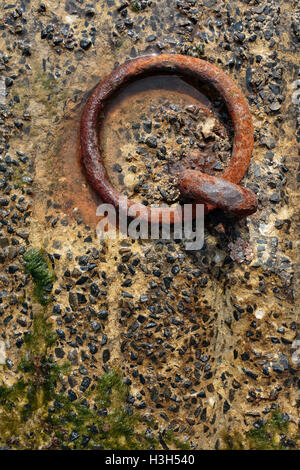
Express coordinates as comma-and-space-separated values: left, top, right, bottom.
0, 0, 299, 450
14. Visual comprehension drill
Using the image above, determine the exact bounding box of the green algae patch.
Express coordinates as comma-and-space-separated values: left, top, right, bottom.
0, 252, 67, 449
0, 249, 174, 450
0, 379, 26, 408
46, 368, 160, 450
23, 248, 55, 305
23, 310, 57, 353
164, 430, 190, 450
0, 250, 187, 450
0, 300, 69, 447
95, 368, 128, 408
0, 358, 70, 446
222, 430, 245, 450
222, 411, 299, 450
0, 364, 187, 450
19, 357, 70, 412
246, 411, 289, 450
41, 368, 189, 450
131, 2, 141, 12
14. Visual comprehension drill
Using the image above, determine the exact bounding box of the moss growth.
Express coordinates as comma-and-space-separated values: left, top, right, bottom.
246, 411, 289, 450
11, 168, 31, 189
95, 368, 127, 407
23, 311, 57, 352
46, 369, 160, 450
0, 248, 188, 450
0, 292, 68, 447
131, 1, 141, 12
222, 411, 298, 450
164, 429, 190, 450
0, 379, 27, 407
222, 430, 245, 450
0, 249, 65, 448
0, 352, 67, 447
23, 248, 55, 305
195, 44, 205, 57
0, 364, 189, 449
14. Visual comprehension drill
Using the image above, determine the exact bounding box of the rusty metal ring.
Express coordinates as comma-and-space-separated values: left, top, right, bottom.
80, 54, 255, 223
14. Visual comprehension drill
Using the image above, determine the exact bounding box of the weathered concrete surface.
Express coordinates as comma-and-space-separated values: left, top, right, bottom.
0, 0, 299, 449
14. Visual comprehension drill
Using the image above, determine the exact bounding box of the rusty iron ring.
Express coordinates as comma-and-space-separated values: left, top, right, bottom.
80, 54, 256, 223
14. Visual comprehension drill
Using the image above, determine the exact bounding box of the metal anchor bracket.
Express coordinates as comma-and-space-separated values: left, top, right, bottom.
80, 54, 258, 222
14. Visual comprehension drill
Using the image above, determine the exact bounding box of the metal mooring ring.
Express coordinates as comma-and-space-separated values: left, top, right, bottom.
80, 54, 257, 223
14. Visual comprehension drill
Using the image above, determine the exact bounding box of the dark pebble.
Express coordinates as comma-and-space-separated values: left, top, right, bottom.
80, 39, 92, 50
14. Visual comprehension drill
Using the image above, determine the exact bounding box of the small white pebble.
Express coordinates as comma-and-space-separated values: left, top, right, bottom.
65, 15, 74, 24
255, 309, 265, 320
0, 341, 6, 365
0, 77, 6, 105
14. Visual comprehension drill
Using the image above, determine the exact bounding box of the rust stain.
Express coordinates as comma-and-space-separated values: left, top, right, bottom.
53, 109, 101, 225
